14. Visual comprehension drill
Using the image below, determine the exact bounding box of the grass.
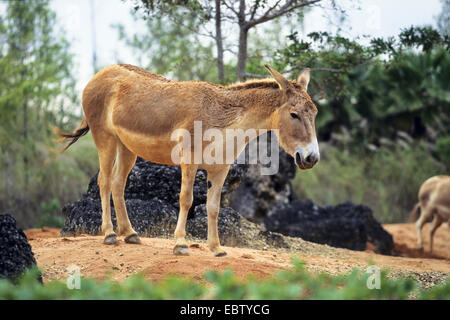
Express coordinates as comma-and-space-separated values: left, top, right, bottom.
293, 143, 445, 223
0, 133, 99, 229
1, 259, 449, 300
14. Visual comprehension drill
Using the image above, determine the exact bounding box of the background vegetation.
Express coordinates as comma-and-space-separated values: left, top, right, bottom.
1, 260, 450, 299
0, 0, 449, 227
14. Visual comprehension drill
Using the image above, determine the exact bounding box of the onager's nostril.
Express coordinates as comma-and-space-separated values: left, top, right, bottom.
305, 154, 313, 164
295, 152, 302, 166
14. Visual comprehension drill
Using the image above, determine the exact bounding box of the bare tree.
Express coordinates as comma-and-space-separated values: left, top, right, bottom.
133, 0, 325, 81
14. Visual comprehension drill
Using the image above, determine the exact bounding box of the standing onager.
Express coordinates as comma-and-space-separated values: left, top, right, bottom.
412, 175, 450, 253
57, 64, 319, 257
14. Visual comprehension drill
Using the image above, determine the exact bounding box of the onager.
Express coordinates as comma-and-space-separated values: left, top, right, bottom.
412, 175, 450, 253
57, 64, 319, 256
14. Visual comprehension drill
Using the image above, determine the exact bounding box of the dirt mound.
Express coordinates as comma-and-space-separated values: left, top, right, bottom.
25, 223, 449, 289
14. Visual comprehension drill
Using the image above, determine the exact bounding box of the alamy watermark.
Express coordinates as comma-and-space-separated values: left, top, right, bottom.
66, 264, 81, 290
170, 121, 280, 175
366, 265, 381, 290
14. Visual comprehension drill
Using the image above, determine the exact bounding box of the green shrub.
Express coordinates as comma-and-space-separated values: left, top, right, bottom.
0, 134, 98, 228
293, 144, 444, 223
36, 198, 65, 228
0, 260, 449, 300
436, 135, 450, 171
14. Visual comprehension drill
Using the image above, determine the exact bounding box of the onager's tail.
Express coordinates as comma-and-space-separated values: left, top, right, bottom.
55, 117, 90, 153
408, 202, 421, 222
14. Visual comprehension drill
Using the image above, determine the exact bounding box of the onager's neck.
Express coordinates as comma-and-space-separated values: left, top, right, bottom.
225, 80, 284, 131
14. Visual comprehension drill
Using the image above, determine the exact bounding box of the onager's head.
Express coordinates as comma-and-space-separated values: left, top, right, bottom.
265, 64, 319, 170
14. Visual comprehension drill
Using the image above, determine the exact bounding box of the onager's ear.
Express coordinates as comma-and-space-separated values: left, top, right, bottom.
264, 64, 290, 93
297, 68, 311, 91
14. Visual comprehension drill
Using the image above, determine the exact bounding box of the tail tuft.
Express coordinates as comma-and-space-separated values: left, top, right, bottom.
55, 117, 90, 152
408, 202, 421, 222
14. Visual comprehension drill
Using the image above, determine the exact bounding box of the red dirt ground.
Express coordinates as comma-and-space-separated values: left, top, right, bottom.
25, 223, 450, 284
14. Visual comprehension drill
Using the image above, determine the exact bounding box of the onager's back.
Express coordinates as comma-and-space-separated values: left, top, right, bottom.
57, 64, 320, 257
415, 175, 450, 252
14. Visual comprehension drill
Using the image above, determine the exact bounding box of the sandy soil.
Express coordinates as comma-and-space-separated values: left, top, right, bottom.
383, 223, 450, 260
25, 223, 450, 287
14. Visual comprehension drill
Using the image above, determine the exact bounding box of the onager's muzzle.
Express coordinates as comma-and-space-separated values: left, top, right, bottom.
294, 139, 320, 170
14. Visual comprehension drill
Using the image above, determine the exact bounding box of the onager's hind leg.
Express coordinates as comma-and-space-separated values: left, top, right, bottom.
95, 134, 118, 245
112, 141, 140, 244
173, 164, 197, 255
429, 214, 443, 253
206, 166, 230, 257
415, 205, 433, 250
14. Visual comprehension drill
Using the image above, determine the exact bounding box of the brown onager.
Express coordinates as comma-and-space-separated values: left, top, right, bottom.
57, 64, 319, 257
412, 175, 450, 253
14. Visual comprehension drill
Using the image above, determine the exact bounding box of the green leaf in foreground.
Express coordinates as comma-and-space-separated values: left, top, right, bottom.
0, 260, 448, 300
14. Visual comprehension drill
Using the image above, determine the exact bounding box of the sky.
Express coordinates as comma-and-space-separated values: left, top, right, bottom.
50, 0, 443, 95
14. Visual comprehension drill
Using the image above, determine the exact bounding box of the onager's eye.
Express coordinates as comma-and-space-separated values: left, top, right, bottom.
290, 112, 299, 120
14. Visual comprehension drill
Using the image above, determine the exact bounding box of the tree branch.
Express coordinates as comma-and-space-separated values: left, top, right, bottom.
222, 0, 239, 17
246, 0, 322, 29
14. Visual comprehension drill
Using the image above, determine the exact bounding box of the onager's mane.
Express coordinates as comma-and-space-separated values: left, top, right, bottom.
118, 63, 302, 93
226, 78, 303, 91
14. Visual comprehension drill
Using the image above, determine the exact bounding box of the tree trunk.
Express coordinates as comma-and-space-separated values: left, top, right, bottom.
215, 0, 224, 82
237, 0, 248, 81
237, 27, 248, 81
23, 101, 29, 187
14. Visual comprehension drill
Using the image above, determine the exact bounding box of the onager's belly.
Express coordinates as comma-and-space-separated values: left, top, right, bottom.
115, 126, 178, 165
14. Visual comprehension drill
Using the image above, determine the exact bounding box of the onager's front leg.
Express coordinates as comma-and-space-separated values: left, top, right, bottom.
206, 166, 230, 257
173, 164, 197, 255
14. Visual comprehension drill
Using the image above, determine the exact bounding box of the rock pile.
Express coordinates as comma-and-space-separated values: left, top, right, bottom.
265, 200, 394, 254
0, 213, 41, 281
61, 158, 249, 239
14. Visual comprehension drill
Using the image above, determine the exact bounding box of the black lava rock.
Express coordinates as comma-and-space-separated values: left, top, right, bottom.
61, 198, 179, 237
0, 213, 41, 281
83, 158, 247, 210
187, 205, 245, 247
264, 200, 394, 254
61, 157, 248, 237
228, 132, 297, 222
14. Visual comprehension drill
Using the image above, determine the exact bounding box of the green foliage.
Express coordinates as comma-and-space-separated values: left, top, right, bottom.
115, 7, 220, 82
36, 198, 64, 228
0, 0, 95, 228
435, 135, 450, 170
275, 27, 450, 147
1, 260, 449, 300
293, 144, 444, 223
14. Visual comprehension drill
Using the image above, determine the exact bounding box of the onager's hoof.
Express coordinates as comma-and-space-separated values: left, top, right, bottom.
124, 233, 141, 244
214, 248, 227, 257
173, 244, 189, 256
103, 233, 118, 245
